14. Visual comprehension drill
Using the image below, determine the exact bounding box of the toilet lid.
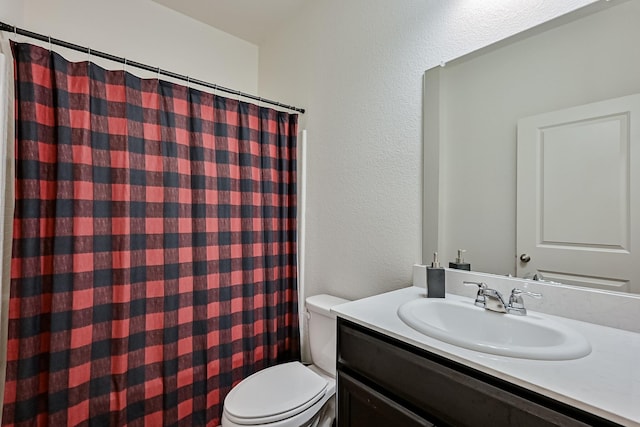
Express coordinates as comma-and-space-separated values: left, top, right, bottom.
224, 361, 328, 423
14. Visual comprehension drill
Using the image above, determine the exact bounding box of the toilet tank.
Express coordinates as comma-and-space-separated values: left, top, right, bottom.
305, 294, 349, 377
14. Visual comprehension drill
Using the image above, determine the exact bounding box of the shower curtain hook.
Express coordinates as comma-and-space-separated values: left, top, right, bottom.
187, 76, 190, 88
87, 47, 91, 62
48, 35, 52, 51
123, 58, 127, 73
156, 66, 161, 81
13, 26, 17, 41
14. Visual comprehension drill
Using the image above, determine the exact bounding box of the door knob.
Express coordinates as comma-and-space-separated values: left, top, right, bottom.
520, 254, 531, 263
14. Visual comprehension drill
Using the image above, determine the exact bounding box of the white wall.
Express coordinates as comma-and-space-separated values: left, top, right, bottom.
258, 0, 597, 301
0, 0, 23, 27
0, 0, 259, 93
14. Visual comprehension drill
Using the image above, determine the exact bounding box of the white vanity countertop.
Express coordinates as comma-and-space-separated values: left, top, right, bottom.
332, 286, 640, 427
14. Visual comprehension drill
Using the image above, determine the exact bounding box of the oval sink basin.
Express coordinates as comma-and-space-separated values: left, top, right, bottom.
397, 298, 591, 360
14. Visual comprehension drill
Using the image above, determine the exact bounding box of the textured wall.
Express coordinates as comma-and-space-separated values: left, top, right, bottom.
258, 0, 597, 302
0, 0, 23, 27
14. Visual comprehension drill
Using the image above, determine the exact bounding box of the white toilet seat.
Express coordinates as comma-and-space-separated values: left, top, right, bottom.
222, 362, 334, 426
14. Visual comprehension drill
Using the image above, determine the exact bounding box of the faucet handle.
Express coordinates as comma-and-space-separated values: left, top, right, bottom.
463, 281, 487, 307
507, 288, 542, 315
510, 288, 542, 299
463, 281, 487, 289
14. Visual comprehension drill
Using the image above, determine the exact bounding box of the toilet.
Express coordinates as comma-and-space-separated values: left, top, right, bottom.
221, 294, 349, 427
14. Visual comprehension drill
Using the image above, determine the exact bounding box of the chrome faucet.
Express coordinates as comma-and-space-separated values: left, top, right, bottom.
483, 288, 508, 313
463, 282, 542, 315
463, 281, 487, 307
506, 288, 542, 315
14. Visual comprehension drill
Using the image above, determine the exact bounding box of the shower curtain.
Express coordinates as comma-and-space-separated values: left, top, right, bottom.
2, 42, 299, 426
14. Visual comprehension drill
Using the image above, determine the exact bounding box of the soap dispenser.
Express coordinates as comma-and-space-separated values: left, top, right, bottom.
449, 249, 471, 271
426, 252, 445, 298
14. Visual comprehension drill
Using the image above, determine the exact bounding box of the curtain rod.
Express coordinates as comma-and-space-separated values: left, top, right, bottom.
0, 21, 305, 114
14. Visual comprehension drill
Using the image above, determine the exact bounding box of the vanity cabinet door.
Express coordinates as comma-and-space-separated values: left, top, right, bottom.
337, 371, 433, 427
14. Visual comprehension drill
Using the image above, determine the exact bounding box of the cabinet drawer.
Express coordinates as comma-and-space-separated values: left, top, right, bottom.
338, 319, 596, 427
338, 371, 433, 427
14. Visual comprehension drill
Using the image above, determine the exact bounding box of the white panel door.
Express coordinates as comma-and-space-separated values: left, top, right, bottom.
517, 94, 640, 293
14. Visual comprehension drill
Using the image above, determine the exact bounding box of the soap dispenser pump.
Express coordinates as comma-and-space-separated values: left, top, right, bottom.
449, 249, 471, 271
426, 252, 445, 298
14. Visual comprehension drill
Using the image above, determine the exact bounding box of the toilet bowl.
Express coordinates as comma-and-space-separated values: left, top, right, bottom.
220, 362, 334, 427
221, 294, 349, 427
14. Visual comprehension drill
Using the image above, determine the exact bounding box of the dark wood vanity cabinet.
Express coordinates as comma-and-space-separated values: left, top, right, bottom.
336, 318, 621, 427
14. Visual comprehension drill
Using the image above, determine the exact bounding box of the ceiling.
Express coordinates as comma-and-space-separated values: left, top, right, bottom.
152, 0, 310, 45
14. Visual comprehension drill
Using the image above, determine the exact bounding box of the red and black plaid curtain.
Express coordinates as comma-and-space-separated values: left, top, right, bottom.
3, 42, 299, 426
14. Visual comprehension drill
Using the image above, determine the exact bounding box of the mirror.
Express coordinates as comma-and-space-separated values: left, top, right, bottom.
423, 0, 640, 293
